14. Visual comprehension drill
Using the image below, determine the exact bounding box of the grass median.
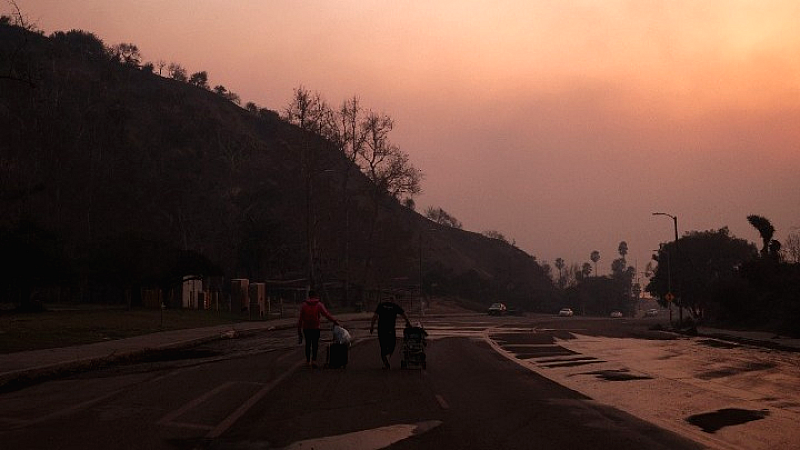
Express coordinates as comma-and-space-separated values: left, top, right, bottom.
0, 305, 289, 354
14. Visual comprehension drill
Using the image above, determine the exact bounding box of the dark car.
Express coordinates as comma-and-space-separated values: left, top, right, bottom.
488, 302, 508, 316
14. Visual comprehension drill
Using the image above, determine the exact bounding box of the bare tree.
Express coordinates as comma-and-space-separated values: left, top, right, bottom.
784, 229, 800, 263
338, 96, 366, 165
554, 257, 565, 288
327, 95, 366, 305
3, 1, 33, 30
359, 112, 422, 202
283, 85, 318, 131
425, 207, 461, 229
167, 62, 187, 82
565, 263, 581, 288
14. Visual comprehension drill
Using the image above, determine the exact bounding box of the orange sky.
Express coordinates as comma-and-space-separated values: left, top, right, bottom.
14, 1, 800, 273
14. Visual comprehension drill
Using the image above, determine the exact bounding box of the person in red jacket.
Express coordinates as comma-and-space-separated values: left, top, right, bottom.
297, 289, 338, 368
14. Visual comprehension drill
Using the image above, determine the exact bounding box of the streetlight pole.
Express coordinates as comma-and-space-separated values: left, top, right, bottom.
652, 212, 681, 325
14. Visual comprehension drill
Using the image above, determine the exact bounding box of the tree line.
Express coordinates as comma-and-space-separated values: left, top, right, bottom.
545, 215, 799, 335
646, 216, 799, 334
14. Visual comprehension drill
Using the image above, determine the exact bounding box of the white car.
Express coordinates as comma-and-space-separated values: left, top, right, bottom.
558, 308, 574, 317
645, 309, 659, 317
610, 311, 623, 318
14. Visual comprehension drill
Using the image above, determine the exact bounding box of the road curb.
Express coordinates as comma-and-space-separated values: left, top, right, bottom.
0, 325, 288, 392
0, 317, 366, 392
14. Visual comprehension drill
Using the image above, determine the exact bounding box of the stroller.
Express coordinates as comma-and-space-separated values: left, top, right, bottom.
400, 324, 428, 369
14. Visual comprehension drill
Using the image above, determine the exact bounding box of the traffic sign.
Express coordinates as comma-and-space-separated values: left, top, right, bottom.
664, 292, 675, 303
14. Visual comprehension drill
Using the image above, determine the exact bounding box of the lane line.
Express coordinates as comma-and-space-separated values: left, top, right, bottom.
158, 382, 241, 426
5, 388, 126, 430
206, 360, 305, 439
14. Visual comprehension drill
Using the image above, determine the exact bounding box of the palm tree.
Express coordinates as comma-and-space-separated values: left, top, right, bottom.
747, 215, 775, 256
590, 251, 600, 276
618, 241, 628, 261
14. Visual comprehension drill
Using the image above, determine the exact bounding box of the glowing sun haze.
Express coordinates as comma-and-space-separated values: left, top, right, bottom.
16, 0, 800, 273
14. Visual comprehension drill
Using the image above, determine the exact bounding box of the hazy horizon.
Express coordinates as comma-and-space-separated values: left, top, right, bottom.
13, 1, 800, 276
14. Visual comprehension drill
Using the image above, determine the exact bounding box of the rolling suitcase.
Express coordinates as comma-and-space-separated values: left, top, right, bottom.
326, 342, 349, 369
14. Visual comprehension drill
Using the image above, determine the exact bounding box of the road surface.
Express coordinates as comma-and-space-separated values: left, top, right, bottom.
1, 313, 796, 449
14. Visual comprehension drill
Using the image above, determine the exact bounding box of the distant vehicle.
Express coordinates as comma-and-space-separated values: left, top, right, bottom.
488, 302, 508, 316
610, 310, 623, 318
645, 309, 659, 317
558, 308, 574, 317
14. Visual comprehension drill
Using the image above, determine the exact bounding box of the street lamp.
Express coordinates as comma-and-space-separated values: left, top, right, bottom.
652, 212, 681, 325
652, 212, 678, 242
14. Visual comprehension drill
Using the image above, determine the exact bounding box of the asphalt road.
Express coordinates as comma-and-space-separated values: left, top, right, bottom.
0, 314, 714, 449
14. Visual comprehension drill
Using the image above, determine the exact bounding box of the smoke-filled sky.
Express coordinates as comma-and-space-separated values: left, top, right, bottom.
15, 1, 800, 275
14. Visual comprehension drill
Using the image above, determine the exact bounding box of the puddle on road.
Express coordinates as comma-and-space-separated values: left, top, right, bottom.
583, 369, 652, 381
686, 408, 769, 433
512, 349, 577, 360
698, 361, 777, 380
490, 333, 555, 345
503, 345, 575, 355
541, 359, 604, 369
538, 356, 599, 364
279, 420, 442, 450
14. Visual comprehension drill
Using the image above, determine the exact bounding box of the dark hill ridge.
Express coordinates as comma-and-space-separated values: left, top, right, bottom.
0, 23, 556, 310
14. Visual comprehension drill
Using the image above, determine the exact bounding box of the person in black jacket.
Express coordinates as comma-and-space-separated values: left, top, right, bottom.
370, 299, 411, 369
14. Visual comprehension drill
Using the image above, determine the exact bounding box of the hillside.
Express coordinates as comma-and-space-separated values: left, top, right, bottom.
0, 22, 556, 311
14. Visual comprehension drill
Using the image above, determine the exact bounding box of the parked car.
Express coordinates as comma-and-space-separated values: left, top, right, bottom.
610, 310, 623, 318
558, 308, 574, 317
488, 302, 508, 316
645, 308, 659, 317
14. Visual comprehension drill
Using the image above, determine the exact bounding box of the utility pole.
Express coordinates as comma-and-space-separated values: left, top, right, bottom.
653, 212, 680, 326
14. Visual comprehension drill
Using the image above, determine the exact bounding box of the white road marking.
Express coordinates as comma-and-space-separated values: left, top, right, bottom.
158, 381, 244, 427
206, 360, 305, 438
6, 387, 126, 429
280, 420, 443, 450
